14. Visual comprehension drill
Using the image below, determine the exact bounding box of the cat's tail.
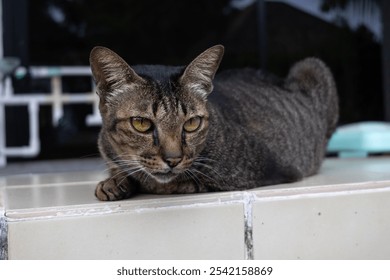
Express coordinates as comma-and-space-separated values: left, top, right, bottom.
285, 57, 339, 138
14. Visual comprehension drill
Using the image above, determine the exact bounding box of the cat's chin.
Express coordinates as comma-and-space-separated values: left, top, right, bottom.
150, 172, 179, 184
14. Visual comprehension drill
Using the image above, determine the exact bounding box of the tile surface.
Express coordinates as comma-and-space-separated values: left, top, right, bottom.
257, 157, 390, 191
0, 171, 107, 189
249, 158, 390, 259
252, 187, 390, 259
0, 158, 105, 176
8, 203, 245, 259
3, 158, 390, 211
1, 157, 390, 259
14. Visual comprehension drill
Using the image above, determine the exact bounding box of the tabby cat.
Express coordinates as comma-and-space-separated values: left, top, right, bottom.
90, 45, 338, 201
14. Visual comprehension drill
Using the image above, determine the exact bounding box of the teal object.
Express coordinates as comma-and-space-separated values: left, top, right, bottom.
327, 122, 390, 158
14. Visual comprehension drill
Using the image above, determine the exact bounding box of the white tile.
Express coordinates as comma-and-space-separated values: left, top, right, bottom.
4, 182, 98, 210
301, 157, 390, 186
252, 185, 390, 259
2, 170, 247, 260
251, 158, 390, 193
8, 202, 245, 259
3, 157, 390, 260
0, 171, 107, 188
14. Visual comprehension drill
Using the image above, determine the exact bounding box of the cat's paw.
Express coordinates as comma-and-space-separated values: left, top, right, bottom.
95, 178, 133, 201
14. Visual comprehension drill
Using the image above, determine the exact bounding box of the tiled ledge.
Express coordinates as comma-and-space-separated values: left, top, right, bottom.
1, 158, 390, 260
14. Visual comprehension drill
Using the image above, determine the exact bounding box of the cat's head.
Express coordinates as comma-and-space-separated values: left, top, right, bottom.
90, 45, 224, 184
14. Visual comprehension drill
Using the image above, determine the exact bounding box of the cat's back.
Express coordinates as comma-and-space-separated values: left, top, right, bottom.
210, 59, 338, 134
206, 58, 338, 181
211, 67, 282, 103
209, 68, 294, 129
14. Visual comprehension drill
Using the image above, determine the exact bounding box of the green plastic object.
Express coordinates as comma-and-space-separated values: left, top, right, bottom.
327, 121, 390, 158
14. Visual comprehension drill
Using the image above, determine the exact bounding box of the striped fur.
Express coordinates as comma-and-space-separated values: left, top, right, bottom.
90, 45, 338, 201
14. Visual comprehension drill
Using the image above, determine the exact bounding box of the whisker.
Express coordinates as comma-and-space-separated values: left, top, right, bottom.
108, 165, 144, 181
194, 156, 217, 163
117, 175, 128, 187
79, 153, 101, 159
192, 161, 223, 180
103, 163, 139, 174
139, 169, 151, 185
185, 169, 202, 187
190, 168, 219, 185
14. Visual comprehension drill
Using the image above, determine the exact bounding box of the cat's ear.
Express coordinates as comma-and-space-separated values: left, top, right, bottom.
180, 45, 224, 100
89, 46, 145, 104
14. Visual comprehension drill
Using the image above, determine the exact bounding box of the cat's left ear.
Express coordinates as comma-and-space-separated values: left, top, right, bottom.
180, 45, 224, 100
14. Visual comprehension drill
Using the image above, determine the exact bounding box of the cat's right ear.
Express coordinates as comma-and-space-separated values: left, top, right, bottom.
89, 47, 145, 105
180, 45, 224, 100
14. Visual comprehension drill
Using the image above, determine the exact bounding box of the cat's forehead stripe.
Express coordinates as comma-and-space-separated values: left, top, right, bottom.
179, 101, 187, 116
152, 101, 159, 117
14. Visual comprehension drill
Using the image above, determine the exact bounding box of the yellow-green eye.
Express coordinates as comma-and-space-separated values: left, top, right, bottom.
183, 117, 202, 132
131, 117, 153, 133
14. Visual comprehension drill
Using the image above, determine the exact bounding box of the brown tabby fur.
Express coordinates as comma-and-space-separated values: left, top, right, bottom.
89, 45, 338, 201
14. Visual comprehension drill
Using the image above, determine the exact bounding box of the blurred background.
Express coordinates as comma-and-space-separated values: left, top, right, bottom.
0, 0, 388, 164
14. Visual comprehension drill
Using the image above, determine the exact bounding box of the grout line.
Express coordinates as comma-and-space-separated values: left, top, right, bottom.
254, 183, 390, 202
5, 196, 246, 221
0, 215, 7, 260
243, 192, 256, 260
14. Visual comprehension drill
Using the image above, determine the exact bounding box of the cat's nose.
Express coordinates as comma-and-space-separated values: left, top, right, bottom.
164, 157, 182, 168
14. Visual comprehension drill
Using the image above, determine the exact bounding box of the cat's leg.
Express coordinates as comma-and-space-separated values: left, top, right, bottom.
95, 167, 137, 201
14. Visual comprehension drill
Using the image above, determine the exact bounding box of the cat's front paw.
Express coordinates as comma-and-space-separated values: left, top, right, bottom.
95, 177, 133, 201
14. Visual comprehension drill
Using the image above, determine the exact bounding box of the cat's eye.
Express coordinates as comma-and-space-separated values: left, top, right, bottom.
183, 117, 202, 132
131, 117, 153, 133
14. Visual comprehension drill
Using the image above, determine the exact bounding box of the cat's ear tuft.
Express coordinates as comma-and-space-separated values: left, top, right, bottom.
180, 45, 224, 100
89, 47, 144, 103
